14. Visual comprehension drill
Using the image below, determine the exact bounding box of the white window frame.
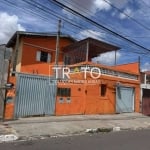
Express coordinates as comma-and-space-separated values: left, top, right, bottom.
36, 50, 51, 63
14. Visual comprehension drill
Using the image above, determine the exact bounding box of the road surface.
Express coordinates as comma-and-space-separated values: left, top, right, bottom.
0, 130, 150, 150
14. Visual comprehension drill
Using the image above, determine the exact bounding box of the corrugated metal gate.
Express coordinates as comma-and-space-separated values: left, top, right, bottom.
15, 73, 56, 118
142, 89, 150, 116
116, 86, 134, 113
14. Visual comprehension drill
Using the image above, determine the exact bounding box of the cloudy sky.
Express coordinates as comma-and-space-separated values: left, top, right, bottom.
0, 0, 150, 70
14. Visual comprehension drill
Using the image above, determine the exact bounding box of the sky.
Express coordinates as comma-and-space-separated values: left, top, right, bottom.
0, 0, 150, 71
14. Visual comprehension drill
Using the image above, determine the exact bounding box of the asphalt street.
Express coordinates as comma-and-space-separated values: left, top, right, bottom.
0, 129, 150, 150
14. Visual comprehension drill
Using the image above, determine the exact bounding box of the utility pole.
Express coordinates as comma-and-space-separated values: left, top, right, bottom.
54, 19, 61, 79
138, 56, 141, 72
86, 40, 89, 62
55, 19, 61, 66
13, 32, 19, 76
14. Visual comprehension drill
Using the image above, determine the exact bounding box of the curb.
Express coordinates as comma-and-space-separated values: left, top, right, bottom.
1, 126, 150, 143
0, 134, 18, 143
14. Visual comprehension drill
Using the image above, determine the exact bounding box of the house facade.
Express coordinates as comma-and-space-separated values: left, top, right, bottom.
56, 62, 140, 115
5, 31, 140, 119
5, 31, 75, 119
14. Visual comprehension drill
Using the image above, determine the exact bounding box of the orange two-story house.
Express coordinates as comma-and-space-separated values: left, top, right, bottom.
5, 31, 140, 119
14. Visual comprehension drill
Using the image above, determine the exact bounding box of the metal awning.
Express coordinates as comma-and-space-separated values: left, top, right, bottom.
63, 37, 120, 63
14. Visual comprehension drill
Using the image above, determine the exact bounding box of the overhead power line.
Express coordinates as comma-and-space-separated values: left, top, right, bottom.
63, 0, 150, 39
124, 36, 150, 38
141, 0, 150, 9
103, 0, 150, 31
4, 0, 54, 23
56, 0, 150, 54
22, 0, 92, 33
51, 0, 150, 53
22, 0, 127, 49
3, 0, 96, 35
61, 0, 150, 46
4, 0, 107, 42
2, 0, 150, 56
62, 0, 124, 35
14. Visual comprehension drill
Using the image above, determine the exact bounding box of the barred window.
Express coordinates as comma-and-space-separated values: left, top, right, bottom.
57, 88, 71, 97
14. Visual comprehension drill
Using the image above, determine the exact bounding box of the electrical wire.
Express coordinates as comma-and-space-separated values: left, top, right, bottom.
2, 0, 150, 61
51, 0, 150, 54
62, 0, 123, 35
62, 0, 150, 41
102, 0, 150, 31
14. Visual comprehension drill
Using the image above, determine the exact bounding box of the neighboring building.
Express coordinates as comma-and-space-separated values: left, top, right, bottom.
141, 71, 150, 115
0, 44, 11, 119
5, 31, 140, 119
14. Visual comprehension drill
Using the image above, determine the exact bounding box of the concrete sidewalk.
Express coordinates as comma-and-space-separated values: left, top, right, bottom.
1, 113, 150, 141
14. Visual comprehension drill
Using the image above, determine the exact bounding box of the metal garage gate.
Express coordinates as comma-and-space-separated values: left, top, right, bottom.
116, 86, 134, 113
15, 73, 57, 118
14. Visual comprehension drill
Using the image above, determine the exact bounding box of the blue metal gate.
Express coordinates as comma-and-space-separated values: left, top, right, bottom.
15, 73, 56, 118
116, 86, 134, 113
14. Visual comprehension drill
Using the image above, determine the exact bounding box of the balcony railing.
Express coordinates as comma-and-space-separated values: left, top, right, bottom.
70, 65, 138, 80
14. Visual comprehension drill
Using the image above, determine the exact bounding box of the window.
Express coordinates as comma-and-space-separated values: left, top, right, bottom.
36, 51, 51, 63
100, 84, 107, 96
64, 55, 71, 65
146, 75, 150, 84
57, 88, 71, 97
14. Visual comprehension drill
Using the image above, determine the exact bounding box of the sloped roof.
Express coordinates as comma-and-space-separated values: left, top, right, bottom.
6, 31, 76, 47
